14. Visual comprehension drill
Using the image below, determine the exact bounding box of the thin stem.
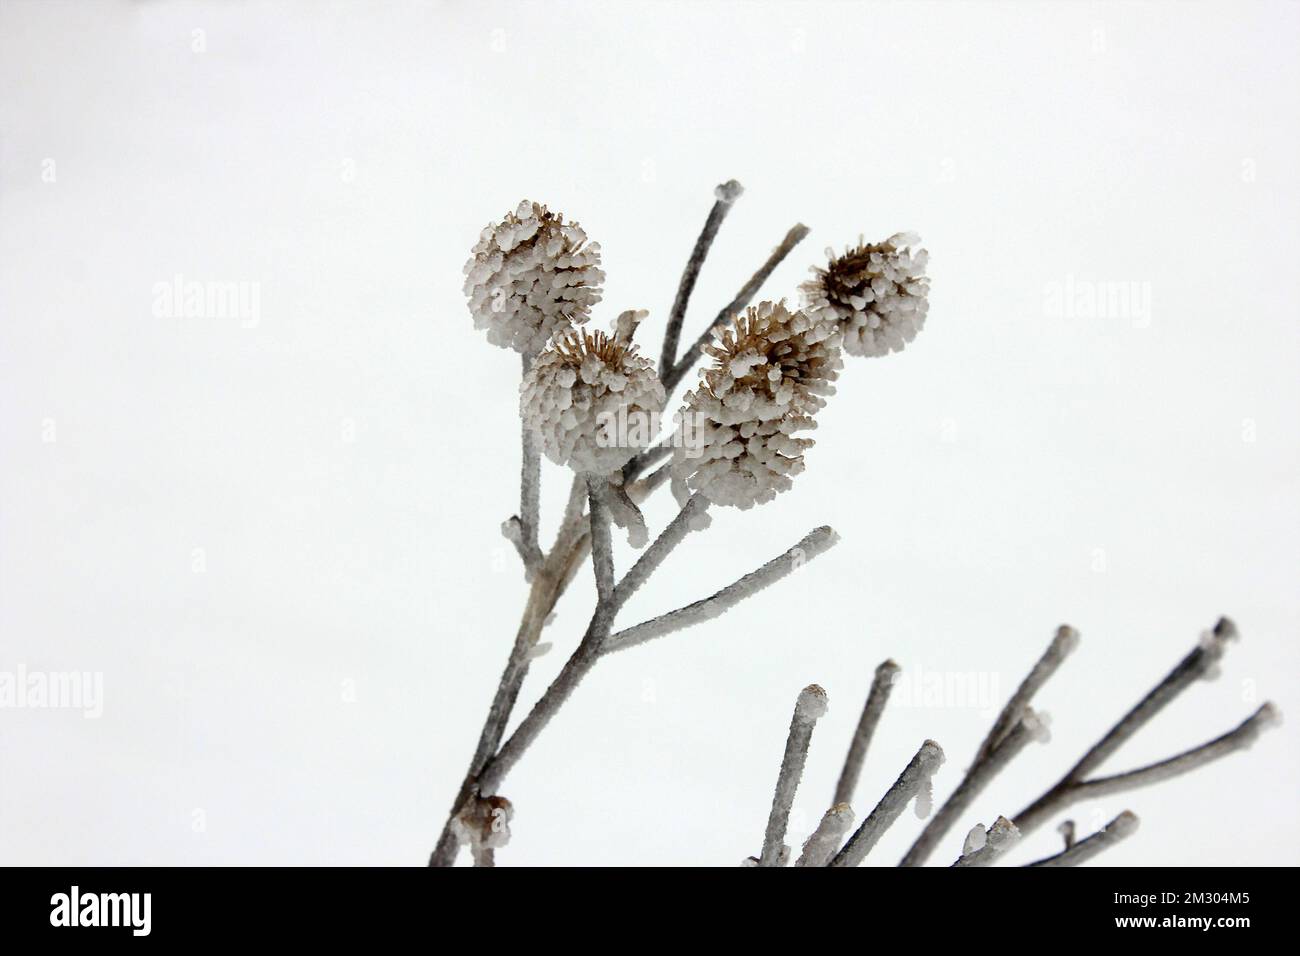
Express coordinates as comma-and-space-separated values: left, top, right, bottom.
833, 659, 900, 806
1024, 811, 1139, 867
974, 625, 1078, 765
760, 685, 828, 866
795, 803, 854, 868
1009, 621, 1277, 841
602, 525, 839, 655
1077, 703, 1276, 797
951, 816, 1021, 868
476, 478, 618, 795
518, 353, 542, 571
622, 435, 673, 485
586, 475, 615, 604
1064, 617, 1236, 784
611, 493, 708, 612
660, 179, 743, 373
661, 222, 811, 394
899, 713, 1044, 867
830, 740, 946, 868
427, 479, 594, 866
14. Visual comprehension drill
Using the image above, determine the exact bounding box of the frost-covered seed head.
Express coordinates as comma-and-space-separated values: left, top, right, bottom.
801, 232, 929, 357
521, 314, 665, 474
450, 794, 514, 852
463, 200, 605, 355
671, 301, 842, 509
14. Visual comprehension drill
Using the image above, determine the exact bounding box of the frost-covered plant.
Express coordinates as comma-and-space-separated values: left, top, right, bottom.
521, 316, 664, 475
463, 200, 605, 355
801, 233, 929, 357
671, 300, 841, 509
431, 183, 1276, 867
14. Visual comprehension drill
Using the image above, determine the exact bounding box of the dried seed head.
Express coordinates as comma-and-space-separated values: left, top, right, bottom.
801, 232, 929, 357
463, 200, 605, 355
671, 301, 842, 509
521, 311, 665, 474
450, 794, 515, 853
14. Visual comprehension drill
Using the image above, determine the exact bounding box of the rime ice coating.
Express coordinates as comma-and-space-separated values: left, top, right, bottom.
463, 200, 605, 355
800, 232, 930, 358
671, 301, 842, 509
796, 683, 829, 720
521, 316, 665, 474
450, 794, 514, 857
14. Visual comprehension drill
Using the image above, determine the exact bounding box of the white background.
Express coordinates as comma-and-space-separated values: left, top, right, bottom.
1, 0, 1296, 866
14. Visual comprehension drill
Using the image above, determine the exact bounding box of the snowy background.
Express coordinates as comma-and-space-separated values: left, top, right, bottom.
1, 0, 1297, 866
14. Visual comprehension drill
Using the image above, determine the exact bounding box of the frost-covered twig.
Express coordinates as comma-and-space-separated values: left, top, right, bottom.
760, 685, 828, 866
833, 659, 900, 806
830, 740, 945, 867
516, 354, 544, 573
611, 493, 708, 612
1064, 705, 1278, 804
622, 435, 673, 485
900, 712, 1046, 867
661, 222, 811, 394
586, 476, 616, 603
951, 816, 1020, 867
428, 482, 597, 866
974, 625, 1078, 765
1011, 619, 1279, 840
795, 803, 854, 867
660, 180, 744, 373
1024, 811, 1139, 867
477, 481, 618, 795
1069, 618, 1236, 782
602, 526, 839, 654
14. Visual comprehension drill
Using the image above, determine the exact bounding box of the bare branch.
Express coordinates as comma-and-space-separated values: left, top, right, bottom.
476, 480, 621, 795
833, 659, 901, 806
660, 180, 744, 373
611, 493, 708, 612
1010, 619, 1277, 840
1024, 811, 1139, 867
900, 712, 1046, 867
1072, 704, 1278, 801
760, 685, 828, 866
517, 353, 543, 572
830, 740, 945, 867
974, 625, 1078, 765
586, 475, 615, 604
622, 434, 674, 484
795, 803, 854, 867
428, 567, 561, 866
662, 223, 811, 394
1065, 617, 1237, 783
602, 525, 839, 655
